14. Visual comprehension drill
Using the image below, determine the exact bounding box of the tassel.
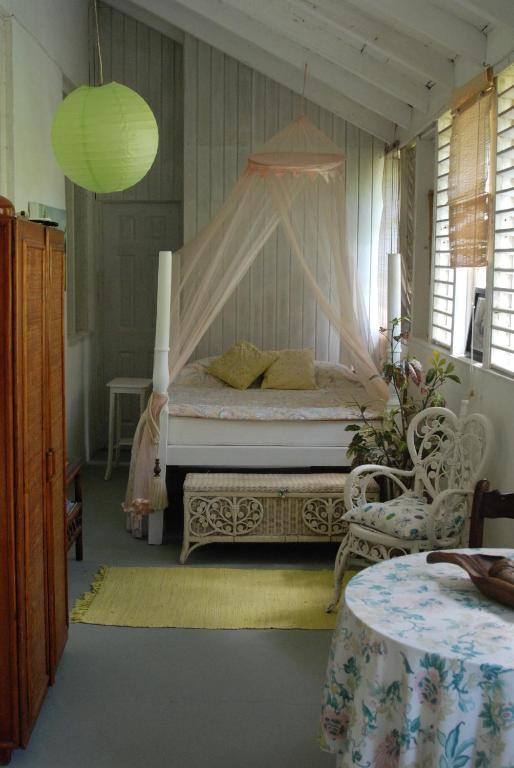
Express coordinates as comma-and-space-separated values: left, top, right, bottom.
149, 458, 168, 511
70, 566, 108, 622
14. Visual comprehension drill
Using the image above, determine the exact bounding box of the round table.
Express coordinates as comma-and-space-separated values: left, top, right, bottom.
320, 550, 514, 767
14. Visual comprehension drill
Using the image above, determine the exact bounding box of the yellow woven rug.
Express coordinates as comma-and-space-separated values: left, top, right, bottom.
71, 566, 355, 630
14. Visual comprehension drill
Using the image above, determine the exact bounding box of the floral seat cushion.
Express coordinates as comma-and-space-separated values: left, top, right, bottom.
342, 493, 464, 541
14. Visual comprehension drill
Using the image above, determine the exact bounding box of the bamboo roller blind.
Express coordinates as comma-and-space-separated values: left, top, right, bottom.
448, 69, 496, 268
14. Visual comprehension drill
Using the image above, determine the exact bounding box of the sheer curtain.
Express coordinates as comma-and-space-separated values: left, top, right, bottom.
376, 145, 401, 355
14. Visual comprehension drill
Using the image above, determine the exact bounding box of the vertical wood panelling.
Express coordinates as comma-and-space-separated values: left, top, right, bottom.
208, 47, 225, 357
183, 33, 384, 360
276, 86, 293, 352
195, 41, 212, 360
236, 64, 253, 347
249, 70, 265, 350
91, 5, 184, 451
221, 55, 239, 352
262, 78, 279, 351
370, 139, 385, 340
358, 132, 373, 317
96, 2, 183, 203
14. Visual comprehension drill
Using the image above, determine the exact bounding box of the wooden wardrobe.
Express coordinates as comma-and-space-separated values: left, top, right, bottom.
0, 209, 68, 765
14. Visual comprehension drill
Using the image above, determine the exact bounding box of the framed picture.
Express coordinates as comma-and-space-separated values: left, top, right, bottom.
465, 287, 486, 362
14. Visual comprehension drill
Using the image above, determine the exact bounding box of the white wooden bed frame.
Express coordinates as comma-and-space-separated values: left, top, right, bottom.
152, 250, 400, 474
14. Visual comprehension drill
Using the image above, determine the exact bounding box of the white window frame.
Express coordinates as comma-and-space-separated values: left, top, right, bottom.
489, 65, 514, 376
429, 112, 455, 349
428, 63, 514, 379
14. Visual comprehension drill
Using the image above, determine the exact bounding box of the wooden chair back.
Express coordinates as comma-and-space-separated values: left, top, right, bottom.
469, 479, 514, 547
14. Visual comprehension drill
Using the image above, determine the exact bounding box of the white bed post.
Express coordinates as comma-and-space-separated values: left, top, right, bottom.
387, 252, 402, 407
388, 252, 402, 361
148, 250, 172, 545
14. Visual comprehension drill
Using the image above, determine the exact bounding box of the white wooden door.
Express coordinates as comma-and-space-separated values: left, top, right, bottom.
99, 201, 182, 439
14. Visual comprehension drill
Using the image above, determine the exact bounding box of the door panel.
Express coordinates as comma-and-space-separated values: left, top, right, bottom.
14, 221, 49, 742
0, 218, 18, 748
45, 229, 67, 676
100, 202, 182, 440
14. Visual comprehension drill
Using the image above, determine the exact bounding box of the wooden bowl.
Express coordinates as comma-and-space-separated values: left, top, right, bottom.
426, 552, 514, 609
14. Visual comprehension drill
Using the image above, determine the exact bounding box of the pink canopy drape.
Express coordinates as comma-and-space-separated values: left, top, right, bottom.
125, 117, 388, 510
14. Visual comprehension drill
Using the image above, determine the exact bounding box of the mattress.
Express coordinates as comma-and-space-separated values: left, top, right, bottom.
168, 359, 382, 422
168, 384, 378, 421
165, 359, 382, 466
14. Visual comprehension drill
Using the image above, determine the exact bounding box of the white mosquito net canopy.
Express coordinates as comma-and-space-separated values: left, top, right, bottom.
126, 116, 388, 509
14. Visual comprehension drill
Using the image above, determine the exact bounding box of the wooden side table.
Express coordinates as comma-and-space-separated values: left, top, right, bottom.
66, 458, 84, 561
105, 377, 152, 480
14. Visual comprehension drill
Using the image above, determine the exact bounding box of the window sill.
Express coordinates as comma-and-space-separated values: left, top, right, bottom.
411, 336, 514, 387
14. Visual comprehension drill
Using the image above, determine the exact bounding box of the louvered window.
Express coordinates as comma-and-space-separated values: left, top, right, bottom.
431, 112, 454, 348
491, 65, 514, 374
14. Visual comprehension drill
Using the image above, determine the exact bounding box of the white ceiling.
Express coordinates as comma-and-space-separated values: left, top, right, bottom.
108, 0, 514, 143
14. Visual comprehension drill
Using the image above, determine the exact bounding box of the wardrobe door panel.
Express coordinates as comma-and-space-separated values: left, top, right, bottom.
45, 229, 68, 674
14, 221, 49, 742
0, 218, 18, 750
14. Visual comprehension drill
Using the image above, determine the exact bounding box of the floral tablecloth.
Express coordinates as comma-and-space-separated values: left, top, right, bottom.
320, 550, 514, 768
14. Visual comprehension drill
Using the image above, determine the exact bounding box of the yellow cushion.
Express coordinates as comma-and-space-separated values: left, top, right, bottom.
207, 342, 278, 390
261, 348, 316, 390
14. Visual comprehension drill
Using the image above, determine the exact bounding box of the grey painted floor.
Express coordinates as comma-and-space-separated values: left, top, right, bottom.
11, 463, 337, 768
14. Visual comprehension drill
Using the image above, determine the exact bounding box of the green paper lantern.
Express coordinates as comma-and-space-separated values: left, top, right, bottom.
51, 82, 159, 193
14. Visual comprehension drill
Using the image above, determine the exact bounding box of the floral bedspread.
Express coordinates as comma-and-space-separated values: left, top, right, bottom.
321, 550, 514, 768
169, 359, 382, 421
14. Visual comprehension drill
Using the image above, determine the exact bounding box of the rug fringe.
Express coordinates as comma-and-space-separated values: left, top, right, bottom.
70, 566, 108, 623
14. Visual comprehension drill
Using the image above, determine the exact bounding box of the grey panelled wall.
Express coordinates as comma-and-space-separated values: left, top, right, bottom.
95, 1, 184, 203
184, 34, 385, 362
90, 3, 184, 453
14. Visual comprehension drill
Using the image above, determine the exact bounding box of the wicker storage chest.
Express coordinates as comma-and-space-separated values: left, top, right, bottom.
181, 472, 377, 563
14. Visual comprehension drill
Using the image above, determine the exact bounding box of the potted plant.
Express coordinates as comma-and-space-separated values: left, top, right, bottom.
346, 318, 461, 472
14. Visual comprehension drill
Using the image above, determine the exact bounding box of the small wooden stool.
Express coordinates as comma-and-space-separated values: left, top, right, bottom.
105, 378, 151, 480
66, 458, 84, 561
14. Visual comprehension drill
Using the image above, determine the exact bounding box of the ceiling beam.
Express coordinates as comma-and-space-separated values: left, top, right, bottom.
452, 0, 514, 30
169, 0, 414, 127
117, 0, 398, 142
290, 0, 454, 88
223, 0, 430, 111
101, 0, 184, 44
347, 0, 487, 65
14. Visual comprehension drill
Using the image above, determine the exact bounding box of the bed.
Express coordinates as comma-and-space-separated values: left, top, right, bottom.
164, 358, 381, 468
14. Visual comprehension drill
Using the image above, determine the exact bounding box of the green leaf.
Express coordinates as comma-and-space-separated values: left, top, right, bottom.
445, 722, 463, 759
425, 368, 436, 384
447, 374, 461, 383
410, 716, 420, 733
345, 424, 362, 431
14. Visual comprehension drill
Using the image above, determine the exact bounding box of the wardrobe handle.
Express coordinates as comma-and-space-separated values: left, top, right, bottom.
46, 449, 55, 481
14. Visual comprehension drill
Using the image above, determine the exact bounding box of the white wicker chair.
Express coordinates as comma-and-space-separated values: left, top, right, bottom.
326, 405, 492, 612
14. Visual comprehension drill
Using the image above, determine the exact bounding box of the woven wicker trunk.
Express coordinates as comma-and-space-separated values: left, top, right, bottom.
181, 473, 378, 563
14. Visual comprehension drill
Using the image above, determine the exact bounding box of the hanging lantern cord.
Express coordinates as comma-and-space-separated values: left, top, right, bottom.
93, 0, 104, 86
300, 62, 308, 114
302, 62, 308, 96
